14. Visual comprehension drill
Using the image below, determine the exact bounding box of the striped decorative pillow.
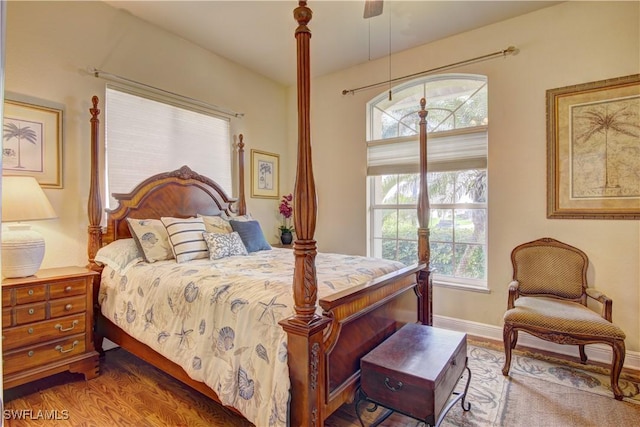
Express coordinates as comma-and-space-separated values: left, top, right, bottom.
160, 217, 209, 263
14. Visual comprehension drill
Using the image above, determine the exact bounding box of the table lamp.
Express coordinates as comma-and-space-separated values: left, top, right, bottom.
2, 176, 57, 278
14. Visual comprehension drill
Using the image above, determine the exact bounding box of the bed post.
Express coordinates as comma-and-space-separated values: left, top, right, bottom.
87, 96, 103, 272
279, 2, 331, 426
237, 134, 247, 216
417, 98, 433, 325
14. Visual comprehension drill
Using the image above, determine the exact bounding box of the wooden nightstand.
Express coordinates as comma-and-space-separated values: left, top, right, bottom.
2, 266, 100, 389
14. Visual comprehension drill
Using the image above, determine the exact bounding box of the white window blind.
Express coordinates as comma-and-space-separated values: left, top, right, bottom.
105, 86, 232, 208
367, 128, 488, 176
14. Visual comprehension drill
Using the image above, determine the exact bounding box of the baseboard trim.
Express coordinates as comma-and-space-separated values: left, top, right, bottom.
434, 315, 640, 372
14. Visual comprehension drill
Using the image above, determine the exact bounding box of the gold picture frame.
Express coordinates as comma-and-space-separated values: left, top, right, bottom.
547, 74, 640, 219
2, 98, 63, 188
251, 149, 279, 199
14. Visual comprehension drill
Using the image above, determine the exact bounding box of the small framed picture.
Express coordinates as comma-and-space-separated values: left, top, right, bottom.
2, 98, 63, 188
251, 149, 279, 199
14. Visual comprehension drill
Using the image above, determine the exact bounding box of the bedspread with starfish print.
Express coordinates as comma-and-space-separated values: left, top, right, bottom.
98, 247, 405, 427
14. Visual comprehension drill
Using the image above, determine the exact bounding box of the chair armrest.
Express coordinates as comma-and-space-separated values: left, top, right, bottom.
507, 280, 520, 309
586, 288, 613, 321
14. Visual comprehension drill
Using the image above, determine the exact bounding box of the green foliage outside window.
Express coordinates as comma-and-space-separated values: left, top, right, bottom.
372, 170, 487, 282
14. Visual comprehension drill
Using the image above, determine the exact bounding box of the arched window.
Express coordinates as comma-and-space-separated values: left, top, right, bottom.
367, 74, 488, 289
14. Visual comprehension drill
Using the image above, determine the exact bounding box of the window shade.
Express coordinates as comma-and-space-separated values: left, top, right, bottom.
105, 86, 232, 208
367, 129, 487, 176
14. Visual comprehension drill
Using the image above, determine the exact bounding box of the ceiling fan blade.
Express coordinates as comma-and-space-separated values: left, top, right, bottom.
363, 0, 384, 19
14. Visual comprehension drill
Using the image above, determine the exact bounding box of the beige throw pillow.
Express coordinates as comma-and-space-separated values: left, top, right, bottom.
127, 218, 174, 263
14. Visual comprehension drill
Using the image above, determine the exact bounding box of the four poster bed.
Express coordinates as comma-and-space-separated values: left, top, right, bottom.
86, 2, 432, 426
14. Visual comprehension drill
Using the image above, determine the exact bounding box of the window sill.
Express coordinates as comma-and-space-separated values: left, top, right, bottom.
432, 279, 491, 294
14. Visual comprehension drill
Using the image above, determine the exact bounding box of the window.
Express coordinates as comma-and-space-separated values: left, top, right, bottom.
105, 86, 232, 208
367, 74, 488, 288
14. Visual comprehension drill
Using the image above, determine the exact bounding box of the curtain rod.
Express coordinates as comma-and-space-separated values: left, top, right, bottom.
342, 46, 518, 96
90, 68, 244, 118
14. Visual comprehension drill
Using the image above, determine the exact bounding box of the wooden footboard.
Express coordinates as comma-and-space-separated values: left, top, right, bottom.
320, 264, 430, 418
280, 4, 432, 426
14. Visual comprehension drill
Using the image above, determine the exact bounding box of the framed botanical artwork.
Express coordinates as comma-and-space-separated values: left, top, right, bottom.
2, 98, 63, 188
547, 74, 640, 219
251, 149, 279, 199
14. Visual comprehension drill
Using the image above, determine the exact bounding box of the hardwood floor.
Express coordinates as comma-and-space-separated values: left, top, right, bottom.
3, 349, 254, 427
3, 347, 417, 427
4, 339, 637, 426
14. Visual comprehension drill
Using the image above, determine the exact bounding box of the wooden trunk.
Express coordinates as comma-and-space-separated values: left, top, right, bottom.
360, 324, 467, 423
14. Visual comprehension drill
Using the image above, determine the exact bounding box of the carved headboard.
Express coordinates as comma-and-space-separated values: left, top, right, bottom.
101, 165, 239, 245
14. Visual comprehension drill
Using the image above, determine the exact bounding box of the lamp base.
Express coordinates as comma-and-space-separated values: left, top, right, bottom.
1, 224, 45, 278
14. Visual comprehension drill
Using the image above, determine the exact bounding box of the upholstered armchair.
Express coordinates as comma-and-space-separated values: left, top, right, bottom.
502, 238, 626, 400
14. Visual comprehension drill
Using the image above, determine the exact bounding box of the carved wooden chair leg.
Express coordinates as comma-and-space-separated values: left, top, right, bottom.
578, 344, 587, 364
510, 330, 518, 349
610, 339, 626, 401
502, 324, 514, 376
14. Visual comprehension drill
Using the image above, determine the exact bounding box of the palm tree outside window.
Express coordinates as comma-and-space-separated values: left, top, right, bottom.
366, 74, 488, 289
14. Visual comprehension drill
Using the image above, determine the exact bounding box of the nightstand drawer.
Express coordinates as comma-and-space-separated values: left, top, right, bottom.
15, 302, 46, 325
3, 308, 11, 326
15, 285, 47, 305
49, 296, 86, 318
2, 290, 11, 307
3, 314, 86, 351
4, 334, 86, 375
49, 278, 87, 299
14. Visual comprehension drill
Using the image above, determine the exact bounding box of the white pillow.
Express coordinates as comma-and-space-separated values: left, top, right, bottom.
203, 231, 248, 260
95, 238, 144, 274
161, 217, 209, 263
127, 218, 174, 263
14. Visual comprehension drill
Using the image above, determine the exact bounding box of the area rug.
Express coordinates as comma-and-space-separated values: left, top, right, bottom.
327, 343, 640, 427
497, 375, 640, 427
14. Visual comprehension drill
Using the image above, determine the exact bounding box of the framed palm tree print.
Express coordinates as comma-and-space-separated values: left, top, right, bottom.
2, 98, 63, 188
547, 74, 640, 219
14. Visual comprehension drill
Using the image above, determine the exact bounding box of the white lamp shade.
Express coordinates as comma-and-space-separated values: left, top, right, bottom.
2, 176, 57, 278
2, 176, 57, 221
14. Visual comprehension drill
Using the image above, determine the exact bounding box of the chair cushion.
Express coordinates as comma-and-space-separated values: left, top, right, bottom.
504, 297, 625, 339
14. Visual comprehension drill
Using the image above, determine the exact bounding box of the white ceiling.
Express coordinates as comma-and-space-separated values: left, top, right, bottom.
103, 0, 561, 86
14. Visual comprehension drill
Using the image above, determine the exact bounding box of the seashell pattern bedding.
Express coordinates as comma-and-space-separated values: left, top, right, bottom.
98, 247, 405, 427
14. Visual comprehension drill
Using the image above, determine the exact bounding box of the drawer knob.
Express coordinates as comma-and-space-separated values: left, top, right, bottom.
65, 286, 72, 292
55, 340, 79, 354
28, 328, 34, 334
64, 304, 73, 311
55, 320, 79, 332
384, 377, 403, 392
28, 308, 35, 315
28, 350, 35, 357
28, 289, 34, 296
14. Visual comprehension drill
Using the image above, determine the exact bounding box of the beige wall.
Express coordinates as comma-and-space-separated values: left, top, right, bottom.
298, 1, 640, 351
4, 1, 639, 355
4, 1, 291, 271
